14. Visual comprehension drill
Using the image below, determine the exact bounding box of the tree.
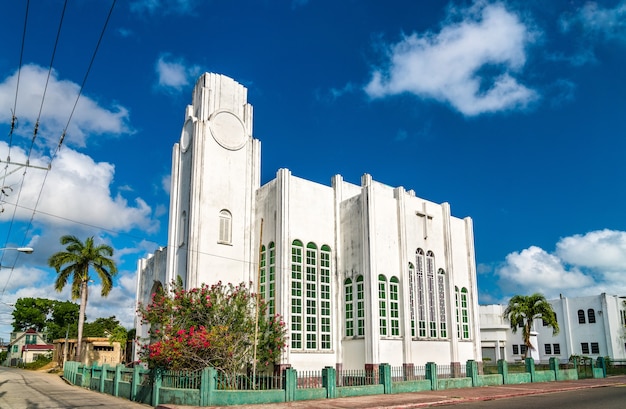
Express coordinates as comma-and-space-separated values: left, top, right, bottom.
12, 298, 53, 332
11, 298, 79, 341
138, 281, 287, 378
503, 293, 559, 358
47, 301, 80, 341
48, 235, 117, 361
83, 316, 121, 337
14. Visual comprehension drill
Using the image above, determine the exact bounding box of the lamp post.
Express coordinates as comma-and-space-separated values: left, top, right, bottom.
0, 247, 34, 254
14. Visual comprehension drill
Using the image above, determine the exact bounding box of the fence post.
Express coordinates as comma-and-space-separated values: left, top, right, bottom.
151, 368, 162, 407
596, 357, 607, 378
549, 357, 560, 381
466, 360, 479, 387
322, 366, 337, 399
498, 359, 509, 384
131, 365, 141, 401
425, 362, 438, 391
114, 364, 123, 397
200, 367, 215, 406
379, 363, 392, 394
284, 368, 297, 402
525, 357, 536, 382
99, 364, 108, 393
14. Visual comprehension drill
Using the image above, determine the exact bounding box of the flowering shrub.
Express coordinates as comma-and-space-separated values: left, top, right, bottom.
138, 281, 287, 373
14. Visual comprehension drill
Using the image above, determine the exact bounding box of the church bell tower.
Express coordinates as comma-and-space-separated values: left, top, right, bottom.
166, 73, 261, 288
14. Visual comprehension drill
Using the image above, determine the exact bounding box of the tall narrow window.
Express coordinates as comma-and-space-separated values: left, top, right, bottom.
345, 278, 354, 337
320, 245, 331, 350
378, 275, 388, 336
305, 243, 317, 350
461, 287, 470, 339
578, 309, 586, 324
356, 275, 365, 336
587, 309, 596, 324
390, 277, 400, 336
416, 249, 426, 337
408, 263, 416, 337
260, 245, 267, 306
291, 240, 303, 349
438, 269, 447, 338
426, 251, 437, 337
218, 210, 232, 244
268, 242, 276, 316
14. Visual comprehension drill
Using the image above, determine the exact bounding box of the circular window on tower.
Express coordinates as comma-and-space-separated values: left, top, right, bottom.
208, 110, 247, 151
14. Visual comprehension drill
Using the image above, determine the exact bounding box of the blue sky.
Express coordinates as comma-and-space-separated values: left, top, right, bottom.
1, 0, 626, 341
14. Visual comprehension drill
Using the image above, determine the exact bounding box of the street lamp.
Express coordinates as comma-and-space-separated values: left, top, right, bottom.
0, 247, 34, 254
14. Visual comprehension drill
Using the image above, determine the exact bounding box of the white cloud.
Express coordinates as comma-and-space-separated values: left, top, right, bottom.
130, 0, 198, 16
496, 230, 626, 299
365, 2, 538, 116
0, 142, 158, 233
497, 245, 593, 297
560, 1, 626, 42
556, 229, 626, 271
155, 54, 202, 94
0, 64, 132, 148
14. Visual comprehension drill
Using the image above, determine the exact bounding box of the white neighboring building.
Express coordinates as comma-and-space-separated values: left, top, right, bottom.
480, 293, 626, 363
135, 73, 482, 371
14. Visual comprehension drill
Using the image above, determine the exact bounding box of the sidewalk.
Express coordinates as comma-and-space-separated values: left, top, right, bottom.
157, 375, 626, 409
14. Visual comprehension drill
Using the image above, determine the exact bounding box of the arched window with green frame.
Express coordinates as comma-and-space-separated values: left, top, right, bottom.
390, 276, 400, 336
378, 274, 388, 336
291, 239, 303, 349
356, 275, 365, 336
344, 278, 354, 337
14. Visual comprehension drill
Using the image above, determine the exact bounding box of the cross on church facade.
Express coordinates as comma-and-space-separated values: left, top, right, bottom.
416, 202, 434, 239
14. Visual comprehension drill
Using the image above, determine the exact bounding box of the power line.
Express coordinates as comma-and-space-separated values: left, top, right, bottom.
1, 0, 118, 299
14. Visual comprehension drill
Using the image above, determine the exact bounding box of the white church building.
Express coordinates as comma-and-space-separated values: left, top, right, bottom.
480, 293, 626, 363
135, 73, 482, 371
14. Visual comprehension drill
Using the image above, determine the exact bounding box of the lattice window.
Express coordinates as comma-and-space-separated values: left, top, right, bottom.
291, 240, 303, 349
438, 269, 447, 338
426, 251, 437, 338
416, 249, 426, 337
345, 278, 354, 337
378, 275, 387, 336
320, 245, 331, 350
408, 263, 416, 337
356, 275, 365, 336
578, 309, 586, 324
268, 242, 276, 316
260, 244, 267, 305
305, 243, 317, 350
390, 277, 400, 336
461, 287, 469, 339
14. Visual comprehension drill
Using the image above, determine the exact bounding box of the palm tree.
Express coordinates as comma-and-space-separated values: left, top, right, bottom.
503, 293, 559, 359
48, 235, 117, 361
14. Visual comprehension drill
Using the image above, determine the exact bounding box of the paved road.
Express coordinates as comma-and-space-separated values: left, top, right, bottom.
435, 384, 626, 408
0, 366, 151, 409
